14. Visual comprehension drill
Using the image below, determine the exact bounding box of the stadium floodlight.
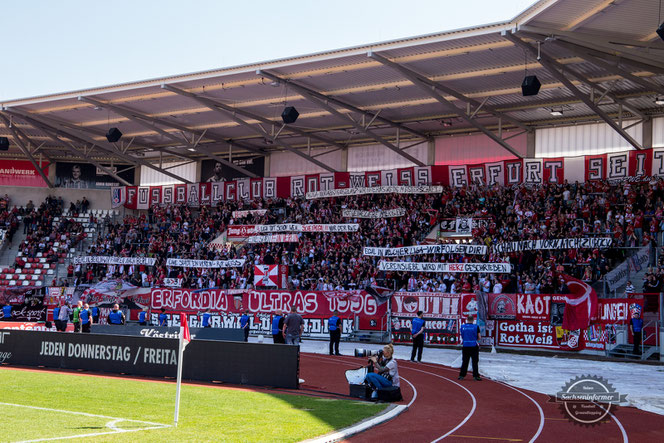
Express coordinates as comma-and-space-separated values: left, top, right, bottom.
655, 96, 664, 105
550, 109, 563, 116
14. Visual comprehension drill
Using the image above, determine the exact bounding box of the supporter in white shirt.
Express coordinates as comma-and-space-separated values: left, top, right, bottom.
492, 280, 503, 294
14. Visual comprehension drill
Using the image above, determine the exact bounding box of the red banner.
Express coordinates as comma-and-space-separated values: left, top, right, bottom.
495, 320, 558, 349
391, 292, 462, 346
149, 288, 386, 333
515, 293, 552, 322
488, 293, 517, 320
595, 298, 644, 324
227, 225, 257, 238
0, 321, 72, 332
0, 160, 50, 187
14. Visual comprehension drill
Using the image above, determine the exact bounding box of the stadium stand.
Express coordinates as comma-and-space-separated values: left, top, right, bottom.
64, 177, 662, 295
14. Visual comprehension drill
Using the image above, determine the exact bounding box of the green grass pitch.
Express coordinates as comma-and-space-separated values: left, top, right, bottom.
0, 368, 386, 442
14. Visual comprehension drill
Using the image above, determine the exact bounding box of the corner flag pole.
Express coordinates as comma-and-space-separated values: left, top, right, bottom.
174, 312, 189, 427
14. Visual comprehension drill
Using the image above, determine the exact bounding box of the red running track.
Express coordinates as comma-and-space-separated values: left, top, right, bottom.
299, 353, 664, 442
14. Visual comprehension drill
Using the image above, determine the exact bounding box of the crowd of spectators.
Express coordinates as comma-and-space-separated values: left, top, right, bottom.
64, 177, 664, 295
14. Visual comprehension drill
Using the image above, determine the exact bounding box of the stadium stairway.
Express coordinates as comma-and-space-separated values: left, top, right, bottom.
0, 228, 28, 268
606, 344, 660, 361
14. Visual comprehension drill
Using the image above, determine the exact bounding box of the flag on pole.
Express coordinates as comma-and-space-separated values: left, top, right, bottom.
561, 274, 598, 331
174, 312, 190, 426
181, 312, 191, 350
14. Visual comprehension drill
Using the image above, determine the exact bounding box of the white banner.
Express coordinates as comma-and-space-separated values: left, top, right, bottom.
342, 208, 406, 219
253, 223, 359, 233
378, 261, 511, 273
163, 278, 183, 288
455, 217, 473, 235
247, 234, 299, 243
604, 261, 630, 292
306, 185, 444, 200
232, 209, 268, 218
73, 256, 157, 266
492, 237, 613, 254
166, 258, 246, 268
604, 245, 651, 291
364, 244, 487, 257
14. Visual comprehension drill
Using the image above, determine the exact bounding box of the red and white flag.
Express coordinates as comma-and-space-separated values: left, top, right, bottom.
561, 274, 598, 331
180, 312, 191, 350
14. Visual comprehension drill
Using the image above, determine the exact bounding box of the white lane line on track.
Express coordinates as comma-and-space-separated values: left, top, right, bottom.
495, 381, 544, 443
396, 365, 476, 443
416, 361, 544, 442
304, 354, 477, 442
593, 402, 628, 443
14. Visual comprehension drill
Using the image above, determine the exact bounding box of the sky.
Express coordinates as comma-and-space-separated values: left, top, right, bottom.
1, 0, 536, 102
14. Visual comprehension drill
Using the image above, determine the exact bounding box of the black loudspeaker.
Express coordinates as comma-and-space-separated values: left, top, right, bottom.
281, 106, 299, 124
657, 22, 664, 42
0, 137, 8, 151
521, 75, 541, 96
105, 127, 122, 143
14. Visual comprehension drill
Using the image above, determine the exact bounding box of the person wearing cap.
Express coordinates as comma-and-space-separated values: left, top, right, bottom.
458, 315, 482, 381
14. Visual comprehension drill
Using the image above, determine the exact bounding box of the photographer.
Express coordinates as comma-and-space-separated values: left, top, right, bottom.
364, 343, 400, 395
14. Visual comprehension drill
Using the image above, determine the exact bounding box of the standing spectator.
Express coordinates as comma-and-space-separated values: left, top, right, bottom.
492, 278, 503, 294
458, 315, 482, 381
410, 310, 425, 363
328, 309, 341, 356
630, 311, 643, 356
72, 301, 82, 333
91, 305, 100, 324
58, 302, 72, 332
138, 307, 148, 326
2, 303, 11, 320
107, 303, 125, 325
52, 305, 61, 331
200, 308, 211, 328
158, 308, 168, 327
240, 310, 251, 342
80, 303, 92, 333
272, 310, 285, 344
625, 281, 635, 297
283, 306, 304, 345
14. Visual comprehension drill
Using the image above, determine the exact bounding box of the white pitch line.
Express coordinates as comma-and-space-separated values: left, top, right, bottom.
496, 381, 545, 442
0, 401, 170, 443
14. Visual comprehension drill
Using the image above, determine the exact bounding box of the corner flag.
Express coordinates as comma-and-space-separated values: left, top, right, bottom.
174, 312, 190, 426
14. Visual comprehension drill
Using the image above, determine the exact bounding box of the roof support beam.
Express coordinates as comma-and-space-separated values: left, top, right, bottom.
518, 25, 664, 74
545, 40, 664, 97
78, 96, 258, 178
28, 120, 133, 186
162, 84, 336, 172
258, 70, 426, 166
3, 109, 194, 183
369, 51, 531, 133
161, 85, 347, 151
368, 51, 524, 159
256, 70, 428, 141
504, 32, 644, 151
0, 114, 53, 187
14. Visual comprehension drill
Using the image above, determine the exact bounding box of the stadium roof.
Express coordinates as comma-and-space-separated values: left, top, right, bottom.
1, 0, 663, 184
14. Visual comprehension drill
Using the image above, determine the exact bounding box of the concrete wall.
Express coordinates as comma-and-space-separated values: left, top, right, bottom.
0, 186, 111, 209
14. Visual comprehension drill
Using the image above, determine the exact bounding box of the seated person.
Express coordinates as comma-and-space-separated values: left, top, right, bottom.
364, 343, 400, 395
